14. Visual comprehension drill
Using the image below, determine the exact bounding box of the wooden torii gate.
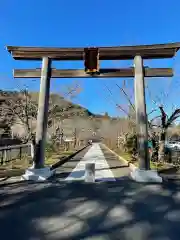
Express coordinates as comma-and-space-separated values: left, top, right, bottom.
7, 43, 180, 182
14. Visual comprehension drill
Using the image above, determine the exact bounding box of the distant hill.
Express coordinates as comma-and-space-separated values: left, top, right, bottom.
0, 90, 112, 136
0, 91, 132, 142
29, 91, 96, 119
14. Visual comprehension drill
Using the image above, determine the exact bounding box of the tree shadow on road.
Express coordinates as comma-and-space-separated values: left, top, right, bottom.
0, 179, 180, 240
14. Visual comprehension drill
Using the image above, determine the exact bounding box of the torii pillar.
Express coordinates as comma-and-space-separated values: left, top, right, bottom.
22, 57, 55, 181
131, 56, 162, 182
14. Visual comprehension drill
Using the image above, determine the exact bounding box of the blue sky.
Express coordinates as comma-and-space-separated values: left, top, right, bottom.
1, 0, 180, 118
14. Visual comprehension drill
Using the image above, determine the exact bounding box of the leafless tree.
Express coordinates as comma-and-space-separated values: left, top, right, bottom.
145, 83, 180, 161
2, 82, 82, 143
0, 90, 36, 141
103, 79, 180, 161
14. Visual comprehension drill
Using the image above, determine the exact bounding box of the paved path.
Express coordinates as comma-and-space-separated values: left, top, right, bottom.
65, 143, 116, 182
55, 143, 130, 182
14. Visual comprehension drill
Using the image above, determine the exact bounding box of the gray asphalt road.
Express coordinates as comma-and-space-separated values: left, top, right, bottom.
1, 179, 180, 240
1, 145, 180, 239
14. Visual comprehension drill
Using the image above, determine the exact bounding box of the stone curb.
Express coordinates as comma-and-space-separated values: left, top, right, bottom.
100, 143, 137, 171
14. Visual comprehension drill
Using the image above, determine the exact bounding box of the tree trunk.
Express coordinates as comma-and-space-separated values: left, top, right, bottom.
65, 142, 69, 151
73, 128, 77, 149
151, 134, 158, 162
158, 130, 166, 162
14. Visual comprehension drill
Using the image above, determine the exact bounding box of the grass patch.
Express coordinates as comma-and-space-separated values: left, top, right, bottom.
0, 169, 25, 178
109, 147, 172, 171
111, 148, 132, 162
0, 150, 76, 178
0, 156, 30, 169
117, 151, 132, 162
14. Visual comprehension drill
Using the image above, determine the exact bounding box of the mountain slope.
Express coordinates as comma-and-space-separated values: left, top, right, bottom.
0, 90, 131, 143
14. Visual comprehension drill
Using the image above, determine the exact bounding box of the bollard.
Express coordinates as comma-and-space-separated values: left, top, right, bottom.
85, 163, 95, 183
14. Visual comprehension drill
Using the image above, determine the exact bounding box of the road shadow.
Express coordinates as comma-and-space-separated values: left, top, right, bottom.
52, 170, 85, 181
159, 166, 179, 175
1, 178, 180, 239
159, 166, 180, 180
96, 165, 129, 171
50, 171, 72, 180
59, 164, 129, 171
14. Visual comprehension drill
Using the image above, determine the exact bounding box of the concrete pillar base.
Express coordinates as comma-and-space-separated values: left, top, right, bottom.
21, 166, 55, 181
130, 168, 163, 183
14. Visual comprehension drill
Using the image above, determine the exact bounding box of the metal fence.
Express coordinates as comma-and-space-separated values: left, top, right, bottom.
0, 144, 31, 165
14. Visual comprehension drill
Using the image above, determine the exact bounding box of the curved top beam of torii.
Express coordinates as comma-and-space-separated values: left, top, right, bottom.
6, 42, 180, 60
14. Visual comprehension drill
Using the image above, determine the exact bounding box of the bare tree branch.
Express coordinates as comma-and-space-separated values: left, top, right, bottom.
116, 83, 135, 111
104, 84, 130, 117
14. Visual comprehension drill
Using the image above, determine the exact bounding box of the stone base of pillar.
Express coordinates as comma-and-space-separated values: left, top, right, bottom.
130, 168, 162, 183
21, 166, 55, 181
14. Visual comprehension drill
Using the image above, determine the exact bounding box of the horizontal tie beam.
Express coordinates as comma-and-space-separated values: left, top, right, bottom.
13, 68, 173, 78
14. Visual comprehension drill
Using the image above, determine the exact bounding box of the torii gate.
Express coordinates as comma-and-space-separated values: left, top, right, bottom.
7, 42, 180, 182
